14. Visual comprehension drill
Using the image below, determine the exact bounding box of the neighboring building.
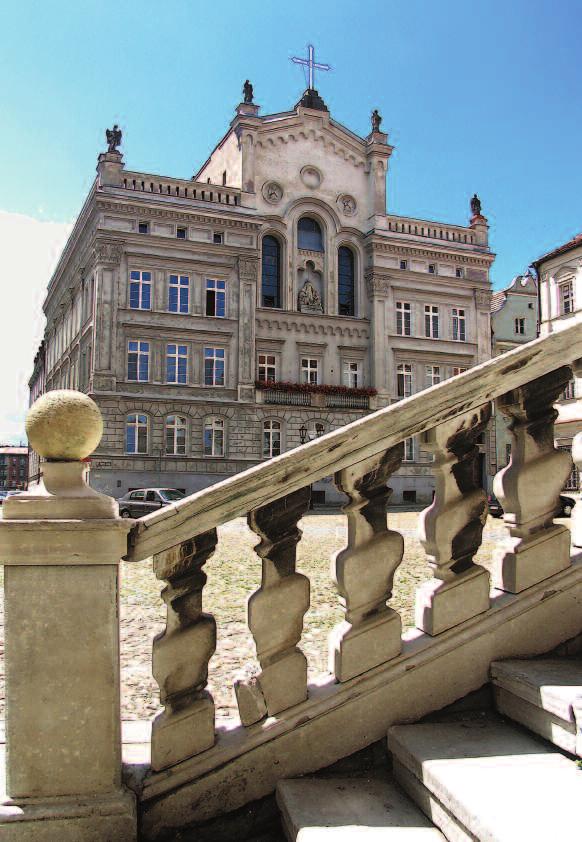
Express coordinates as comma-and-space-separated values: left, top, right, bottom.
32, 79, 494, 504
488, 272, 538, 482
534, 233, 582, 492
28, 340, 46, 485
0, 446, 29, 491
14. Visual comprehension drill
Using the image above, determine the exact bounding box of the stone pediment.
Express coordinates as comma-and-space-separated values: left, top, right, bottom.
255, 115, 368, 171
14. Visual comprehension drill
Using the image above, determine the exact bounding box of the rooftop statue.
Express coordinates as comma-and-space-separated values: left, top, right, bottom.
105, 124, 122, 153
243, 80, 254, 104
470, 193, 482, 217
371, 109, 382, 133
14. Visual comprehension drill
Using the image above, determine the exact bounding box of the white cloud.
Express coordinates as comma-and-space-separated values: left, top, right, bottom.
0, 211, 73, 444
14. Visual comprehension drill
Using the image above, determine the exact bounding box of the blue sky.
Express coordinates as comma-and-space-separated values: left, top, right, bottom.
1, 0, 581, 440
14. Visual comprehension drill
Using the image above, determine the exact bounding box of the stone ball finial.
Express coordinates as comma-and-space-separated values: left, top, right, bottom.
26, 390, 103, 461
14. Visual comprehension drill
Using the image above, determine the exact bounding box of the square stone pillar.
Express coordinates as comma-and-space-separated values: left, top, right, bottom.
0, 392, 137, 841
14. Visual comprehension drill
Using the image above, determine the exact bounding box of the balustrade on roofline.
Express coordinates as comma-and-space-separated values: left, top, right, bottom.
1, 322, 582, 841
385, 214, 476, 245
120, 171, 241, 206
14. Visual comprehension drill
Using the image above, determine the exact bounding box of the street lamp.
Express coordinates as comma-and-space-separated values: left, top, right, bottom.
299, 424, 307, 444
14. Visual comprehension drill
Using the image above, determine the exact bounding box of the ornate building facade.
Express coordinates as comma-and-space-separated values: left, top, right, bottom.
30, 82, 494, 503
535, 233, 582, 492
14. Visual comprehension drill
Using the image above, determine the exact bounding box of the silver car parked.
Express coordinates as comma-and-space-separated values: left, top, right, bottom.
117, 487, 185, 519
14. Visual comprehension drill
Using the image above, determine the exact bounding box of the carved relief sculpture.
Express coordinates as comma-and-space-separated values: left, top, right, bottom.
262, 181, 283, 204
338, 194, 357, 216
298, 279, 323, 313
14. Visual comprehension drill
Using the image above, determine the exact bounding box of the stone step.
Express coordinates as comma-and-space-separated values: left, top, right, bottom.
388, 716, 582, 842
276, 777, 446, 840
491, 657, 582, 756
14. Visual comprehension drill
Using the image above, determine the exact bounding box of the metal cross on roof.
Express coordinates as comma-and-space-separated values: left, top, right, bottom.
291, 44, 331, 91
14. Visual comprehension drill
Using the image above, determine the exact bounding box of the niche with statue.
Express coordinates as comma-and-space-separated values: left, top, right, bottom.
297, 261, 324, 313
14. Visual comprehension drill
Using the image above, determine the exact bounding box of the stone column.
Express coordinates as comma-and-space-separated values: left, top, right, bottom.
365, 271, 391, 403
92, 239, 123, 392
237, 257, 258, 403
0, 390, 136, 841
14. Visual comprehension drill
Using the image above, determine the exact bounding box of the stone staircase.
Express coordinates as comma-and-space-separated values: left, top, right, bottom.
276, 657, 582, 841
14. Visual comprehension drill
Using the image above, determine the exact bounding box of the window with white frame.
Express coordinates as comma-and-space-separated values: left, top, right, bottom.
396, 301, 412, 336
514, 317, 526, 335
204, 347, 225, 386
425, 365, 441, 387
342, 360, 361, 388
424, 305, 439, 338
559, 280, 574, 315
166, 344, 187, 384
204, 417, 224, 456
258, 353, 277, 383
263, 419, 282, 457
452, 308, 466, 341
168, 274, 189, 313
126, 413, 148, 454
301, 357, 319, 385
166, 415, 187, 455
451, 366, 468, 377
397, 363, 414, 398
403, 437, 415, 462
127, 340, 149, 381
129, 270, 151, 310
563, 379, 576, 400
206, 279, 226, 317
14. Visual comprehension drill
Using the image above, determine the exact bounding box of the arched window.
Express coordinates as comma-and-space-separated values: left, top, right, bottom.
338, 246, 355, 316
126, 413, 148, 454
261, 236, 281, 308
166, 415, 187, 455
204, 417, 225, 457
298, 217, 324, 252
263, 419, 281, 458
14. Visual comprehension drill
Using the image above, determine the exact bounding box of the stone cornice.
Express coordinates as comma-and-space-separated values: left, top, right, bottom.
95, 198, 262, 231
366, 239, 494, 267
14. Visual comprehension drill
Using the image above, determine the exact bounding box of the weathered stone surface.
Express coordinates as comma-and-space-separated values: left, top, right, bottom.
151, 531, 218, 770
26, 389, 103, 460
389, 717, 582, 841
277, 777, 445, 840
492, 368, 573, 593
415, 566, 489, 636
330, 446, 404, 681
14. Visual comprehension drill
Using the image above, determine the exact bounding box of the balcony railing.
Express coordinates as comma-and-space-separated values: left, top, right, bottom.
262, 388, 311, 406
325, 392, 370, 409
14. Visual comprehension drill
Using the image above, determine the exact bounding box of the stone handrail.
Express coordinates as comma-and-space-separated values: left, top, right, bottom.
127, 322, 582, 561
385, 213, 477, 246
2, 322, 582, 840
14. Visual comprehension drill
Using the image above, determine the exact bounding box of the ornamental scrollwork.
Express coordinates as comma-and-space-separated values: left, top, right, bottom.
239, 257, 259, 282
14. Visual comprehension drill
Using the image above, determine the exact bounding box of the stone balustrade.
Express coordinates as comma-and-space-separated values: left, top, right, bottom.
1, 324, 582, 841
120, 171, 241, 206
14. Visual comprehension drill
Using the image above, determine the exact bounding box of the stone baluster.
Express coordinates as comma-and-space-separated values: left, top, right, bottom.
235, 486, 311, 726
329, 446, 405, 681
0, 390, 136, 840
571, 359, 582, 549
492, 367, 573, 592
151, 530, 218, 771
415, 404, 492, 635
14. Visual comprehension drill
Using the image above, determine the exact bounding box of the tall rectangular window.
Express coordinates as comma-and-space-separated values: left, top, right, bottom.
204, 418, 224, 456
452, 308, 466, 341
560, 281, 574, 315
342, 361, 361, 388
396, 301, 412, 336
258, 353, 277, 382
397, 363, 413, 398
129, 271, 151, 310
425, 365, 441, 387
166, 344, 187, 384
206, 279, 226, 317
424, 305, 439, 338
204, 347, 225, 386
127, 340, 149, 381
168, 274, 189, 313
563, 379, 576, 400
301, 358, 319, 385
403, 437, 415, 462
514, 317, 526, 335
